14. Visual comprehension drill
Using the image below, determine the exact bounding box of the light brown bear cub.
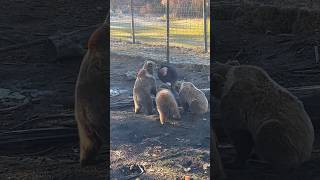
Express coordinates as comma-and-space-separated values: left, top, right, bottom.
212, 60, 314, 170
155, 84, 181, 125
75, 23, 108, 166
133, 67, 157, 115
175, 81, 208, 115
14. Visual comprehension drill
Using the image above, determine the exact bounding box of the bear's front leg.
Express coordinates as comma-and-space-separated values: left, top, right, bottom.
225, 129, 254, 169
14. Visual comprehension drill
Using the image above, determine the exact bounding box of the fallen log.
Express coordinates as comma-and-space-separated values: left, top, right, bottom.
0, 127, 78, 145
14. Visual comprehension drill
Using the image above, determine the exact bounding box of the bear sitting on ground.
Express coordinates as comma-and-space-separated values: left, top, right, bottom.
175, 81, 208, 115
155, 84, 181, 125
211, 60, 314, 170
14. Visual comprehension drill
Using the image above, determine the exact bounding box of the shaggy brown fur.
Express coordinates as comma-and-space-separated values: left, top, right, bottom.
176, 81, 208, 115
212, 61, 314, 169
75, 23, 108, 166
133, 68, 157, 115
155, 85, 181, 125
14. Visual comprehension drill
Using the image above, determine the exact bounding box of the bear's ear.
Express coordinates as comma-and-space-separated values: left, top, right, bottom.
212, 73, 225, 85
226, 60, 240, 66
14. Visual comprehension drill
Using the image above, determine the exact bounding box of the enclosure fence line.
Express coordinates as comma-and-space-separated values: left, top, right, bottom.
111, 0, 210, 63
166, 0, 170, 63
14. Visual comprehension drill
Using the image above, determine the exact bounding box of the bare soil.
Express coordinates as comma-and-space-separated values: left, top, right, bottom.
110, 54, 210, 180
0, 1, 107, 179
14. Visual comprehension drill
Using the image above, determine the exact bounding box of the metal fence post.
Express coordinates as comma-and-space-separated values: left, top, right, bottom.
203, 0, 208, 53
130, 0, 136, 44
166, 0, 170, 64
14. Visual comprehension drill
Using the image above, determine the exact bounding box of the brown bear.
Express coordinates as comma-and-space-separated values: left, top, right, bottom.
176, 81, 208, 115
75, 23, 108, 166
155, 84, 181, 125
133, 68, 157, 115
211, 60, 314, 170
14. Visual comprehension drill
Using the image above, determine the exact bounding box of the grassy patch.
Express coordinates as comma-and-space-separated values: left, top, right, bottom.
111, 17, 210, 50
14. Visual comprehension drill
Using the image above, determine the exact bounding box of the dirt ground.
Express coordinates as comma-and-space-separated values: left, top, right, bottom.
0, 1, 107, 179
214, 5, 320, 180
110, 54, 210, 179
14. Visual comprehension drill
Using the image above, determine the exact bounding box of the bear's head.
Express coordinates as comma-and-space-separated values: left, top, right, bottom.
211, 60, 240, 98
143, 60, 156, 75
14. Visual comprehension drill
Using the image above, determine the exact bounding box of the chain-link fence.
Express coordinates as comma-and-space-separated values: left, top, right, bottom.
111, 0, 210, 62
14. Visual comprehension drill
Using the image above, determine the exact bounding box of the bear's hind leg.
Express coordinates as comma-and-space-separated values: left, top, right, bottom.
144, 95, 153, 115
133, 96, 142, 114
159, 111, 167, 125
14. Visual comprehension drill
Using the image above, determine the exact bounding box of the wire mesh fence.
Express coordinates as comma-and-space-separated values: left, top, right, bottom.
110, 0, 210, 62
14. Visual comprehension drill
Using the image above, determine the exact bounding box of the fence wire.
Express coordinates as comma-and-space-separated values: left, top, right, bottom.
110, 0, 210, 54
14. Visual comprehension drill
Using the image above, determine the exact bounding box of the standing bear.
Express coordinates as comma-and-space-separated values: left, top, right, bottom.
211, 61, 314, 170
75, 23, 108, 166
133, 66, 157, 115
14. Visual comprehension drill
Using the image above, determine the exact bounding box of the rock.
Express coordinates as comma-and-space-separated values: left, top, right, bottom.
110, 89, 120, 97
202, 163, 210, 170
183, 167, 191, 172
